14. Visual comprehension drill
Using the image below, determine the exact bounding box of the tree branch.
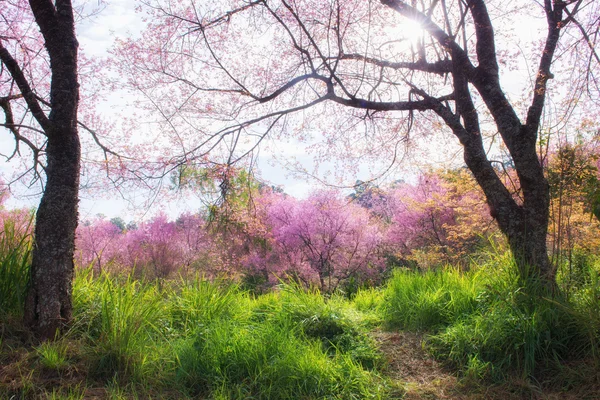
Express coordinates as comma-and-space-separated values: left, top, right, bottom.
0, 43, 51, 132
467, 0, 500, 76
379, 0, 476, 76
339, 53, 452, 75
525, 0, 566, 135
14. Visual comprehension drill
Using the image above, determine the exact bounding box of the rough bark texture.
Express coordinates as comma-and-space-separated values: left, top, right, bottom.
25, 137, 80, 340
20, 0, 80, 340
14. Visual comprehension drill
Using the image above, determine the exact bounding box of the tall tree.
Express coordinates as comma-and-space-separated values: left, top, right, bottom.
114, 0, 598, 288
1, 0, 80, 339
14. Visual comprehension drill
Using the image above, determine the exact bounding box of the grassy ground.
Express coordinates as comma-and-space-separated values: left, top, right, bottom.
1, 224, 600, 398
1, 273, 401, 399
2, 266, 600, 399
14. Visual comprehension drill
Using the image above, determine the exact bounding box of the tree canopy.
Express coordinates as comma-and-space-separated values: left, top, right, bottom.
109, 0, 599, 286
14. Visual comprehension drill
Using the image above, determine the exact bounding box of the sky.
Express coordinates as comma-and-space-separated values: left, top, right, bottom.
1, 0, 552, 222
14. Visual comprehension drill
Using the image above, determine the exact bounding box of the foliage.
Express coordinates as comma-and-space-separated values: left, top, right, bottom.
546, 140, 600, 279
75, 213, 223, 279
383, 171, 494, 269
71, 158, 600, 290
77, 217, 122, 275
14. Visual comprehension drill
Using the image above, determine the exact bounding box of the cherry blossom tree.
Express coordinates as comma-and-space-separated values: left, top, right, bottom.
76, 217, 122, 275
74, 212, 226, 279
1, 0, 82, 339
114, 0, 599, 289
256, 190, 385, 292
0, 185, 35, 241
384, 171, 494, 268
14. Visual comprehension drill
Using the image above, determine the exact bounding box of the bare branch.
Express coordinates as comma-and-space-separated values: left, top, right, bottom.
339, 53, 452, 75
380, 0, 476, 75
77, 121, 124, 159
563, 5, 600, 67
525, 1, 566, 135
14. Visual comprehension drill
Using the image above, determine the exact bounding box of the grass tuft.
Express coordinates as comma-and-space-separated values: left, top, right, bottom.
72, 270, 168, 382
36, 340, 69, 371
170, 275, 239, 333
382, 267, 480, 331
0, 212, 33, 317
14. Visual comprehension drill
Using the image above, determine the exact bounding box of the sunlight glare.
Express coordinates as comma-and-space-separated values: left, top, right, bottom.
382, 18, 425, 54
395, 18, 424, 44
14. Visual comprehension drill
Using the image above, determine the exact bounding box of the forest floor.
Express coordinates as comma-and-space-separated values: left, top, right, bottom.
2, 323, 600, 399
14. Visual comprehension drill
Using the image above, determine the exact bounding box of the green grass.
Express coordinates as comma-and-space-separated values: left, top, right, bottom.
45, 385, 86, 400
36, 340, 70, 370
381, 267, 481, 331
176, 317, 387, 399
67, 270, 393, 398
170, 275, 240, 333
173, 283, 390, 398
0, 212, 33, 317
382, 257, 600, 382
1, 211, 599, 397
72, 269, 171, 383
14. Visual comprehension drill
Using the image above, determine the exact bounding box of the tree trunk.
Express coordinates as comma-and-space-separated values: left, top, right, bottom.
460, 128, 554, 289
22, 0, 81, 340
501, 193, 554, 285
25, 136, 81, 340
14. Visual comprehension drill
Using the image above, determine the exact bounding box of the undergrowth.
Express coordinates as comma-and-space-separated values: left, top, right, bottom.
1, 218, 599, 398
382, 254, 600, 383
62, 271, 394, 398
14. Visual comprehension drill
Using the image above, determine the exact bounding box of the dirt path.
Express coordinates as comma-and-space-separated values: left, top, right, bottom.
370, 330, 599, 400
372, 330, 467, 399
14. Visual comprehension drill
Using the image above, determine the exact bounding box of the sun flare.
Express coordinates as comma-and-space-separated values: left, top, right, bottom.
393, 18, 424, 43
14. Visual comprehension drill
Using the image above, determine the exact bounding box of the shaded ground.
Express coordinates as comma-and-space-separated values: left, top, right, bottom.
372, 330, 600, 400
